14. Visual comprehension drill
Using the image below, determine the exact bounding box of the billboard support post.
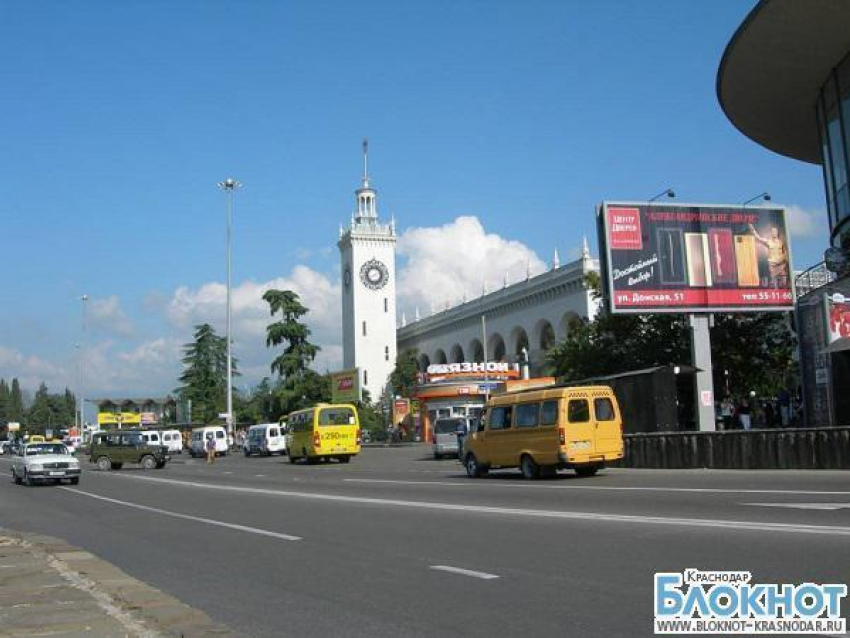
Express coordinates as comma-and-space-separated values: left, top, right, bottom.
690, 313, 717, 432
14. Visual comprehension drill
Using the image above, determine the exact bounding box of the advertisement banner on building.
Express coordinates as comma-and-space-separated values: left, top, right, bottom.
599, 202, 794, 313
393, 398, 410, 425
331, 368, 361, 404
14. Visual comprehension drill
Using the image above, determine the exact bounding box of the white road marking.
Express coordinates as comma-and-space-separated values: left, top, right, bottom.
344, 478, 850, 496
58, 487, 301, 541
255, 474, 266, 478
744, 503, 850, 511
430, 565, 499, 580
95, 474, 850, 537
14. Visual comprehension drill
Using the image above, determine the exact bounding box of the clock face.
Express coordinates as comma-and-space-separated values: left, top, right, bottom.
360, 259, 389, 290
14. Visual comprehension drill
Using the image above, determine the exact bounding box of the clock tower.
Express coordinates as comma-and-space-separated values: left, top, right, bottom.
338, 140, 397, 402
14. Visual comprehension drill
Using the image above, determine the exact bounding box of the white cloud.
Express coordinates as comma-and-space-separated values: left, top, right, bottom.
784, 204, 828, 239
0, 345, 66, 391
396, 216, 547, 313
89, 295, 134, 337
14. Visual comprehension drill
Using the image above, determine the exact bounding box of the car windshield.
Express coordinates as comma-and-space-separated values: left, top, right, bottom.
319, 407, 356, 426
25, 444, 68, 456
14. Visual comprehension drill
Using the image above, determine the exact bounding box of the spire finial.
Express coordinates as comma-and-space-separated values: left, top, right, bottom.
401, 311, 407, 327
362, 138, 369, 186
415, 306, 421, 321
582, 235, 590, 260
552, 249, 560, 270
526, 260, 532, 280
504, 270, 509, 288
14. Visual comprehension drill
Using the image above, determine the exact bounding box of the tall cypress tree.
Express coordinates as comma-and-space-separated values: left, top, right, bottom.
9, 378, 24, 422
0, 378, 9, 422
175, 324, 238, 424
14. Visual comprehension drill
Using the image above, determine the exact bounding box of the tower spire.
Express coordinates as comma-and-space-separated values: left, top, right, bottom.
362, 138, 369, 187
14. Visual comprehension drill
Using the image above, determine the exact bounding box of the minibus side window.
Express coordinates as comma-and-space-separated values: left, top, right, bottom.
567, 399, 590, 423
594, 398, 615, 421
489, 406, 513, 430
540, 400, 559, 426
515, 403, 539, 428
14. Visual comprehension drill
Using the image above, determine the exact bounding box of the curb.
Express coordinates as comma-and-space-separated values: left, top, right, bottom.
0, 528, 232, 637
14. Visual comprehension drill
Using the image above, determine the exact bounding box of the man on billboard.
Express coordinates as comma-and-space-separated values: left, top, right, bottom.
749, 223, 789, 289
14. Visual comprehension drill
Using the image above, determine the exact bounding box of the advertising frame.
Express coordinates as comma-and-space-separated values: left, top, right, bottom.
331, 368, 362, 404
598, 201, 796, 314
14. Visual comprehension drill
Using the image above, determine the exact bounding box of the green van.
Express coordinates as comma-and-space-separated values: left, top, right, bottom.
89, 430, 170, 471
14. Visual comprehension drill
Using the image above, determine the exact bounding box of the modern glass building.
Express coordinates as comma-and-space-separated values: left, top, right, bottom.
717, 0, 850, 426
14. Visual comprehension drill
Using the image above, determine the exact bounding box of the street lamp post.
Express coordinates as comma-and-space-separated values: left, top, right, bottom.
80, 295, 88, 431
217, 178, 242, 435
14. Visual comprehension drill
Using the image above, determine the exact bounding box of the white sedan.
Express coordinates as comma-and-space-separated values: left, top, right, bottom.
11, 442, 81, 486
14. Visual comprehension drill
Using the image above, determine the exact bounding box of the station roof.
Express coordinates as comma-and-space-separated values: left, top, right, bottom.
717, 0, 850, 164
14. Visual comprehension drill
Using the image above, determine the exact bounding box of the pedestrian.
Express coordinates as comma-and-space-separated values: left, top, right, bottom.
738, 399, 752, 431
205, 433, 216, 464
777, 389, 791, 427
454, 418, 468, 459
720, 398, 734, 431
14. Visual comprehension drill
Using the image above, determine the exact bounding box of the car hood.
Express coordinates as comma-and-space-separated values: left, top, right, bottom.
23, 454, 78, 465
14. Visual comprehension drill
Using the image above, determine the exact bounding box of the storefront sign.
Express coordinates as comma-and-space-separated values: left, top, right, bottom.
599, 202, 794, 313
393, 398, 410, 425
427, 362, 517, 375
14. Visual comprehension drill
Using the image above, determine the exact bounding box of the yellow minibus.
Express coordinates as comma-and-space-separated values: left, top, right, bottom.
286, 403, 361, 464
462, 385, 624, 479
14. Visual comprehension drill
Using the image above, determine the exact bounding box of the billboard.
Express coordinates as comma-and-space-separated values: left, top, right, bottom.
599, 202, 794, 313
331, 368, 361, 404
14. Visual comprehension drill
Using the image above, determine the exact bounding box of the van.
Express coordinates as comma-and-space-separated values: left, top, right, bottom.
244, 423, 287, 457
432, 417, 470, 459
160, 429, 183, 454
140, 430, 162, 447
286, 404, 361, 464
189, 426, 229, 457
462, 385, 624, 479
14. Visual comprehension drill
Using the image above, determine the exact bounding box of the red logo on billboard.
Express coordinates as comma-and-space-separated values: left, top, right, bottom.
337, 378, 354, 391
608, 207, 643, 250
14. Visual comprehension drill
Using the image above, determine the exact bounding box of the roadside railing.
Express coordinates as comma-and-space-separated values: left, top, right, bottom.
614, 427, 850, 470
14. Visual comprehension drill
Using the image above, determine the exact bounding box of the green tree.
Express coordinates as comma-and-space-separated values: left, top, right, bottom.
263, 289, 324, 415
9, 378, 25, 422
0, 379, 9, 422
389, 348, 420, 398
546, 273, 794, 397
263, 290, 320, 378
175, 323, 237, 424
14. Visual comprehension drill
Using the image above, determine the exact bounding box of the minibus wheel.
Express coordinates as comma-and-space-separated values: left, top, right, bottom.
464, 454, 487, 478
520, 454, 541, 480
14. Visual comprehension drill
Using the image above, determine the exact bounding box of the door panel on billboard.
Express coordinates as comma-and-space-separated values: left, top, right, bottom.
685, 233, 712, 287
657, 228, 686, 284
734, 235, 760, 287
708, 228, 737, 284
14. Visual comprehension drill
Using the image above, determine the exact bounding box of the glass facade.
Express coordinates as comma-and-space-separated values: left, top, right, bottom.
817, 51, 850, 251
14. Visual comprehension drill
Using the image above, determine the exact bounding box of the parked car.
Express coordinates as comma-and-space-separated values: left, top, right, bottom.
189, 426, 228, 457
244, 423, 287, 456
89, 430, 169, 471
160, 429, 184, 454
0, 440, 9, 455
11, 442, 81, 486
140, 430, 163, 447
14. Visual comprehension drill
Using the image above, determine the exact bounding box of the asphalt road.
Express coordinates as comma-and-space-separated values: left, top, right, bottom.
1, 447, 849, 637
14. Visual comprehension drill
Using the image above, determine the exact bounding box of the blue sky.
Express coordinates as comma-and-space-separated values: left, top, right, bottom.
0, 1, 829, 404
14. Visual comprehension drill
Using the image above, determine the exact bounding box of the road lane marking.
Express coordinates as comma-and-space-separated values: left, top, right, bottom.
745, 503, 850, 511
58, 487, 301, 541
343, 478, 850, 496
255, 474, 266, 478
430, 565, 499, 580
95, 474, 850, 537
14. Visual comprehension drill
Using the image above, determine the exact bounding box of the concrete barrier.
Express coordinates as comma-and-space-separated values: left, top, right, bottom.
614, 427, 850, 469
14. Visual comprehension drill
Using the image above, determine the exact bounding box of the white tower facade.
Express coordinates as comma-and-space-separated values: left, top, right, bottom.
338, 140, 398, 402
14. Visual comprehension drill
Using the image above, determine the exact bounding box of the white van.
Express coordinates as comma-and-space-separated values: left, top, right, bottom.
190, 426, 228, 457
160, 429, 183, 454
244, 423, 287, 457
140, 430, 162, 447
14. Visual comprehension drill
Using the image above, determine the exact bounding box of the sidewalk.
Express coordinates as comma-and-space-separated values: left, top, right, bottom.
0, 529, 231, 637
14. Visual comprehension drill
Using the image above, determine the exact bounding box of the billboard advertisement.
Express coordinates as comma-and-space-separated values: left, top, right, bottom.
599, 202, 794, 313
331, 368, 362, 404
